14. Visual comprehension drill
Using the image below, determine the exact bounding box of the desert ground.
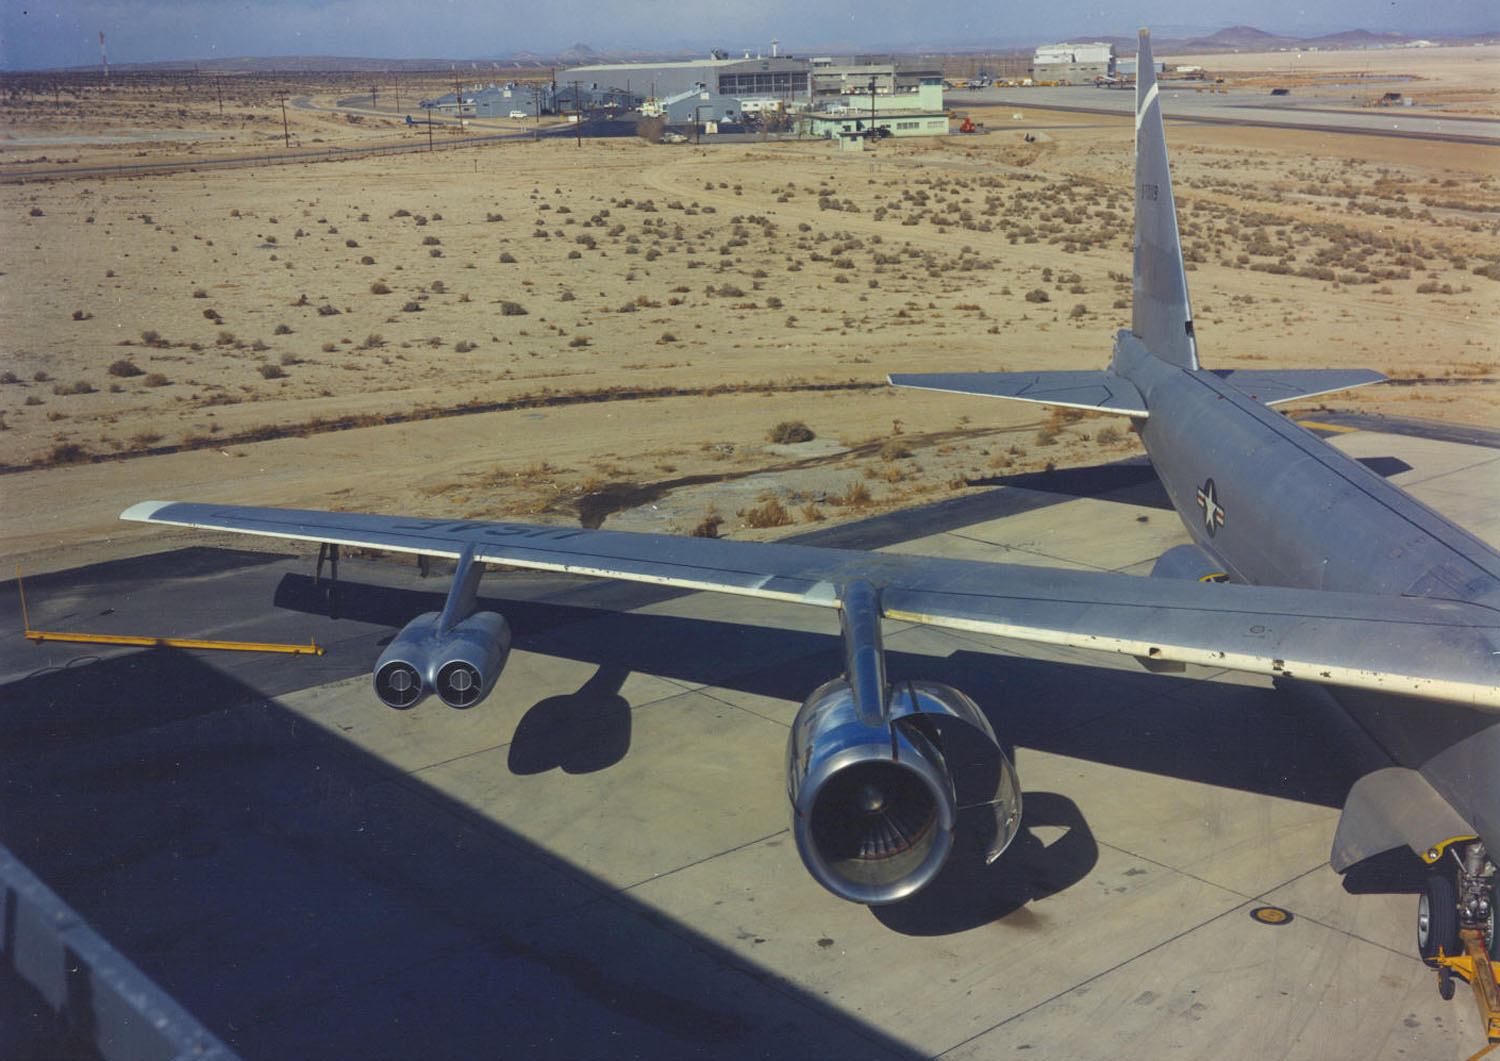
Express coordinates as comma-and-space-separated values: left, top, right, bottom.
1, 47, 1496, 574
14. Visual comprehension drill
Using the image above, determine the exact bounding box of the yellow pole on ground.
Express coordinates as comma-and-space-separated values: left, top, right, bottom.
15, 565, 323, 655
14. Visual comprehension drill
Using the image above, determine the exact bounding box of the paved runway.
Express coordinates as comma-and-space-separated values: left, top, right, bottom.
950, 85, 1500, 146
3, 418, 1497, 1058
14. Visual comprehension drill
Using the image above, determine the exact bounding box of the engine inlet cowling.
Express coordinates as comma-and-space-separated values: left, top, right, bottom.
787, 679, 956, 905
372, 610, 512, 710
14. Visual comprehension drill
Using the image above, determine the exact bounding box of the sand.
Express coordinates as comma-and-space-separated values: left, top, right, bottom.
1, 50, 1496, 573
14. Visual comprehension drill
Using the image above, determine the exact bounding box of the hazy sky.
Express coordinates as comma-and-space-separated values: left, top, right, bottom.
2, 0, 1492, 70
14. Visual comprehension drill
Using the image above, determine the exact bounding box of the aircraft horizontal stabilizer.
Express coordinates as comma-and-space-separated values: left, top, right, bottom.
1209, 368, 1386, 406
887, 372, 1147, 416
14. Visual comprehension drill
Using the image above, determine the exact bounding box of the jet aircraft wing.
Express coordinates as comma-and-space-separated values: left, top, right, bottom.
122, 501, 1500, 709
886, 372, 1148, 415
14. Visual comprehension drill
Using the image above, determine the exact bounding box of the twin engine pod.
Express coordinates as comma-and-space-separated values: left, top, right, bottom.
373, 610, 512, 709
786, 677, 1021, 906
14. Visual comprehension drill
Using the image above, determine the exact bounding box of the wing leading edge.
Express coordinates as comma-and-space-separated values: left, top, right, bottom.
122, 501, 1500, 708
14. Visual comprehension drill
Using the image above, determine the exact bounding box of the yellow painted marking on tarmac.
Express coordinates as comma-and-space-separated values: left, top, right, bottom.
16, 564, 322, 655
1297, 419, 1359, 434
1251, 906, 1292, 925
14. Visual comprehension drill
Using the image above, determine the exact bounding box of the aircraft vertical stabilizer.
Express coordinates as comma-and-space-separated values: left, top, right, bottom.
1132, 28, 1198, 371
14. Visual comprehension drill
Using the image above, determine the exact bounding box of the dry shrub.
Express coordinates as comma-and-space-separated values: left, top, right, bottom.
740, 499, 793, 528
832, 481, 872, 507
47, 442, 89, 464
767, 420, 814, 444
879, 439, 911, 461
108, 359, 143, 377
691, 513, 724, 538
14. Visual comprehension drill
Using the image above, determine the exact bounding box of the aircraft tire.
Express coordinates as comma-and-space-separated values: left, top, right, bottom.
1418, 874, 1458, 963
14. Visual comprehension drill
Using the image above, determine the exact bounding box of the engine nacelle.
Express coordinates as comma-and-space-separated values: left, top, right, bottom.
373, 610, 512, 710
787, 678, 1020, 905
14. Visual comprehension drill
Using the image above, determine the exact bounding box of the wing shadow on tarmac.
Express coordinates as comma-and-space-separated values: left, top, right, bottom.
270, 569, 1376, 811
264, 558, 1383, 939
1, 641, 919, 1059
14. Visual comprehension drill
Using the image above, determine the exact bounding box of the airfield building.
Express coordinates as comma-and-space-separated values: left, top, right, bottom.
559, 53, 943, 112
422, 82, 553, 117
798, 77, 949, 139
1033, 42, 1116, 82
652, 83, 745, 124
561, 56, 813, 109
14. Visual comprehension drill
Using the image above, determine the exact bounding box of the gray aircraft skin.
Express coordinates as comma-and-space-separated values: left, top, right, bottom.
124, 30, 1495, 962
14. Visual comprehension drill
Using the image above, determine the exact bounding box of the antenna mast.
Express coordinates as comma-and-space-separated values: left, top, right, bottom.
99, 31, 110, 88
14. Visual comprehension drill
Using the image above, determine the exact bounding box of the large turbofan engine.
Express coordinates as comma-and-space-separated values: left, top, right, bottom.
370, 546, 511, 709
374, 610, 512, 709
786, 581, 1022, 905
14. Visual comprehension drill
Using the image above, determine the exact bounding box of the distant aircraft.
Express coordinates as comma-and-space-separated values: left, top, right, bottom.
125, 30, 1496, 965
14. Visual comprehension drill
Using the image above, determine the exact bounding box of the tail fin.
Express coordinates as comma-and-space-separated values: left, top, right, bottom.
1132, 29, 1198, 371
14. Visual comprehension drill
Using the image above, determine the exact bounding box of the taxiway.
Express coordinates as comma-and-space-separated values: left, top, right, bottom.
3, 417, 1497, 1058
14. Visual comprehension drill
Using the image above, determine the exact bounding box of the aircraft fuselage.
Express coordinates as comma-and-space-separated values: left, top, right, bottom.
1114, 334, 1500, 605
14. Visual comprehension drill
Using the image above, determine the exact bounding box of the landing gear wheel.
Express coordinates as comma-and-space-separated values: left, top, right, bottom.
1437, 967, 1455, 1001
328, 584, 344, 620
1418, 873, 1458, 964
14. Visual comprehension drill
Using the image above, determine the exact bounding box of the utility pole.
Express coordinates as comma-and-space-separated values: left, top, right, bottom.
98, 31, 110, 89
280, 97, 290, 147
393, 74, 400, 112
214, 76, 223, 116
573, 81, 582, 147
371, 84, 377, 109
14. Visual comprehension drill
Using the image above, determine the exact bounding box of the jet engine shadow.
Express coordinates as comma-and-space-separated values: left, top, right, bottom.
508, 664, 633, 775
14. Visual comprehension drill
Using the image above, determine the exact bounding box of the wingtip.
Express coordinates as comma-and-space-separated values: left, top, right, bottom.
120, 500, 171, 523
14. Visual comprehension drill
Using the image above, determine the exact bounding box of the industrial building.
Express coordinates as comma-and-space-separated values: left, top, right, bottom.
559, 52, 943, 110
1033, 42, 1116, 83
649, 83, 745, 124
798, 77, 949, 140
422, 82, 554, 118
561, 56, 811, 108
